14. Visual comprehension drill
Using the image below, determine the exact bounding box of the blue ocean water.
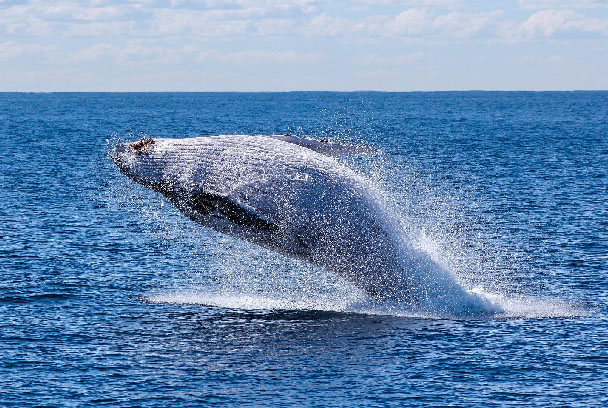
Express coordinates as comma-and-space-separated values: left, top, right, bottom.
1, 92, 607, 406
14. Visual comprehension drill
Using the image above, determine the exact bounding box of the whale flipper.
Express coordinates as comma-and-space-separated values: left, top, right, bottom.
268, 135, 376, 156
190, 192, 279, 233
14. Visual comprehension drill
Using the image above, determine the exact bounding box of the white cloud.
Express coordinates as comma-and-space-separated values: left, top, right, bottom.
167, 0, 320, 14
359, 51, 424, 65
68, 41, 323, 65
354, 0, 463, 7
517, 0, 608, 10
149, 8, 253, 37
69, 42, 116, 62
383, 8, 432, 36
0, 0, 318, 37
37, 4, 127, 21
2, 1, 607, 42
212, 49, 325, 64
70, 42, 202, 63
305, 13, 354, 36
254, 17, 294, 34
507, 9, 608, 39
519, 54, 570, 63
395, 51, 424, 62
0, 41, 57, 60
376, 8, 503, 38
302, 8, 503, 39
433, 10, 504, 37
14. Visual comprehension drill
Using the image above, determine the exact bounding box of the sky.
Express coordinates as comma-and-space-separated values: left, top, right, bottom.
1, 0, 607, 91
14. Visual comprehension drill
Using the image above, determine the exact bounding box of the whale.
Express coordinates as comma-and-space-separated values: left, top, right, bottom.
112, 134, 497, 314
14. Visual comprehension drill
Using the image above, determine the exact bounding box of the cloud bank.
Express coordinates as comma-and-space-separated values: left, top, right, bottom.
1, 0, 607, 90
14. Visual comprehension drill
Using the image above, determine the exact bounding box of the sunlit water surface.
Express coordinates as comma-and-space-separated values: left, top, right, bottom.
1, 92, 607, 406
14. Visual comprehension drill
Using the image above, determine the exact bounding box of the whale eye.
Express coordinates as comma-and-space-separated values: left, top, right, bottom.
129, 138, 155, 154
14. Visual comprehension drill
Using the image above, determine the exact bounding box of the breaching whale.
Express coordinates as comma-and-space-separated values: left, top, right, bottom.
112, 134, 497, 314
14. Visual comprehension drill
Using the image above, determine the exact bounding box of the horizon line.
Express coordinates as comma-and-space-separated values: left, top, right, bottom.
1, 89, 607, 93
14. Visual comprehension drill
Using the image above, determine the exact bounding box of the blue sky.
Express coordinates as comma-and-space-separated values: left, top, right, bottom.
1, 0, 607, 91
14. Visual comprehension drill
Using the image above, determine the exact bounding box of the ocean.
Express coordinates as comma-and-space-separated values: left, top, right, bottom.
1, 92, 607, 406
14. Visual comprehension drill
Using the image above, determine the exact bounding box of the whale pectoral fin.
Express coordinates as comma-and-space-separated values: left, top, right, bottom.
268, 135, 376, 156
190, 192, 279, 233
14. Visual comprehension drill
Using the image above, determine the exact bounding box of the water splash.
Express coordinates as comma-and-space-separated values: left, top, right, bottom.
143, 223, 586, 320
146, 289, 586, 319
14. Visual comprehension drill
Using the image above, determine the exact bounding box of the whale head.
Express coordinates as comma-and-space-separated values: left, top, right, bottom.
111, 135, 298, 246
111, 137, 209, 197
111, 138, 166, 191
